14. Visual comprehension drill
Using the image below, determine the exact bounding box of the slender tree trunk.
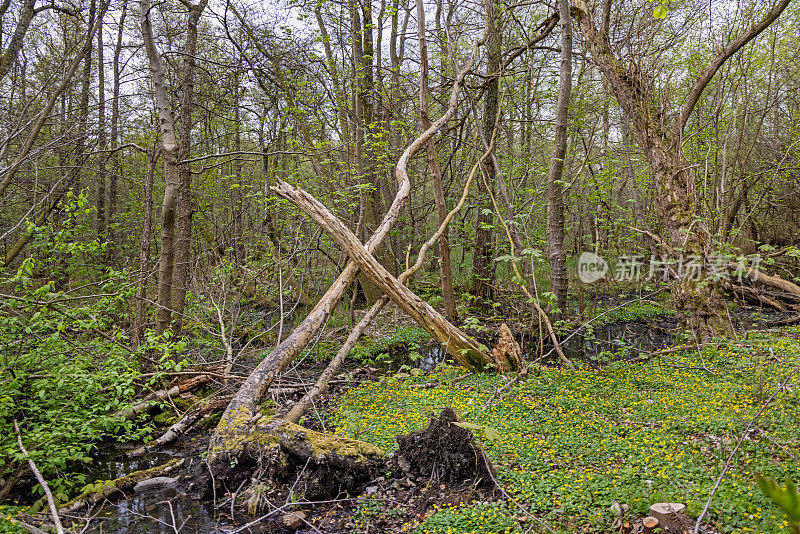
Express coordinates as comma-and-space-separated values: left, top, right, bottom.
96, 26, 107, 236
108, 1, 126, 257
416, 0, 456, 320
140, 0, 182, 337
0, 0, 35, 80
171, 0, 209, 331
545, 0, 571, 317
471, 0, 500, 302
134, 148, 158, 347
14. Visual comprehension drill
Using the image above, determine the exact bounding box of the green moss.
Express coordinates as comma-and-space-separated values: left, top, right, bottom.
58, 458, 184, 512
152, 411, 178, 427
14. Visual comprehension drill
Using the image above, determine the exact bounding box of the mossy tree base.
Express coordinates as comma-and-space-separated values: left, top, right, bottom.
201, 417, 385, 506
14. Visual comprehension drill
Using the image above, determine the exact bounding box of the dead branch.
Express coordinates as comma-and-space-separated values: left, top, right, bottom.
117, 374, 211, 419
128, 398, 229, 457
14, 421, 64, 534
274, 179, 492, 370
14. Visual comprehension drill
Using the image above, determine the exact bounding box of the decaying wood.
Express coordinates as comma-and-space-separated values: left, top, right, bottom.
492, 323, 522, 372
726, 282, 787, 311
209, 38, 482, 459
284, 136, 499, 423
58, 458, 184, 514
118, 374, 211, 419
736, 264, 800, 299
128, 398, 229, 457
274, 179, 492, 371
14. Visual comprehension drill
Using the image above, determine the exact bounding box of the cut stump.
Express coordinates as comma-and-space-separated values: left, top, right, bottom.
649, 502, 688, 532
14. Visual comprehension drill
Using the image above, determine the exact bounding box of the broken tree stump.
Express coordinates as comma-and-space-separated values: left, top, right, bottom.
492, 323, 522, 372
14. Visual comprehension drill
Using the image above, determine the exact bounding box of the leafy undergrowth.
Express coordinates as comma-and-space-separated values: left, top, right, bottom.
588, 298, 675, 326
332, 328, 800, 533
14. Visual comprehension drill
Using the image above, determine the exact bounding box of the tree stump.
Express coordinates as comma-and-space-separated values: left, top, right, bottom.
649, 502, 688, 532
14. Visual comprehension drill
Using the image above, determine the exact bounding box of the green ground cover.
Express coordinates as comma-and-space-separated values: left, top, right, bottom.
332, 327, 800, 533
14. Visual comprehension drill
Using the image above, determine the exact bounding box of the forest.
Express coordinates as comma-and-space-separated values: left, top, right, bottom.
1, 0, 800, 532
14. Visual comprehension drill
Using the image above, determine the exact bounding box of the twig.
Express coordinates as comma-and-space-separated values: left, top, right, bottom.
14, 420, 64, 534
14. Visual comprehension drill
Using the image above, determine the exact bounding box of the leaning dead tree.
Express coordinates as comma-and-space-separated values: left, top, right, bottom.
208, 36, 485, 460
273, 181, 492, 369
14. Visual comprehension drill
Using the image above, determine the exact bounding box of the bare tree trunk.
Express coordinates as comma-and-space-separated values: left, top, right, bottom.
471, 0, 500, 302
134, 148, 158, 347
74, 0, 98, 194
545, 0, 571, 317
96, 25, 107, 236
108, 1, 127, 257
140, 0, 182, 337
416, 0, 456, 321
0, 0, 35, 80
171, 0, 209, 332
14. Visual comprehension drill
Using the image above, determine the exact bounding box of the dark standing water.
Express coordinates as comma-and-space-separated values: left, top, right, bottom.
76, 444, 264, 533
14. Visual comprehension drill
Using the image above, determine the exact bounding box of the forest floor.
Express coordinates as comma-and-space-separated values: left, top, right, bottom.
2, 303, 799, 534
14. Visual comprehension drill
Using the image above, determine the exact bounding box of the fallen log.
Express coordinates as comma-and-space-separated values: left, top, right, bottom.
128, 398, 230, 457
58, 458, 184, 514
208, 38, 483, 460
732, 263, 800, 299
284, 138, 501, 423
726, 282, 787, 311
274, 179, 492, 371
118, 374, 211, 420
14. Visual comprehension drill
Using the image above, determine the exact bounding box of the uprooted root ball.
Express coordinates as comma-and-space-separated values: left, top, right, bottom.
393, 407, 497, 493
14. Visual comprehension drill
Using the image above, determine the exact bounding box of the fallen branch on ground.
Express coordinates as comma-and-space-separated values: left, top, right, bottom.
58, 458, 184, 515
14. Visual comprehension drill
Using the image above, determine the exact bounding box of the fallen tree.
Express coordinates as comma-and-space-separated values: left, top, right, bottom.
273, 179, 492, 370
283, 136, 504, 423
208, 37, 484, 462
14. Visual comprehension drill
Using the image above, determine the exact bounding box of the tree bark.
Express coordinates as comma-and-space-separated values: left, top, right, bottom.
171, 0, 209, 332
545, 0, 572, 317
140, 0, 182, 337
0, 0, 35, 80
108, 1, 127, 256
273, 180, 491, 370
134, 147, 159, 347
96, 25, 107, 237
471, 0, 501, 302
416, 0, 456, 321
